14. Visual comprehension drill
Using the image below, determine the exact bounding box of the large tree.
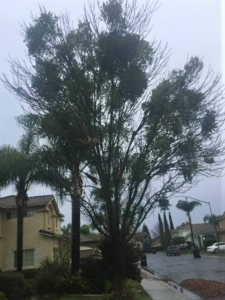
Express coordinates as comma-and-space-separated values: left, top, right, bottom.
176, 199, 202, 250
164, 212, 171, 246
2, 0, 225, 288
169, 212, 174, 230
0, 130, 65, 272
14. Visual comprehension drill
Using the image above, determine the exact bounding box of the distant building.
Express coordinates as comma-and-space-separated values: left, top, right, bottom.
171, 216, 225, 248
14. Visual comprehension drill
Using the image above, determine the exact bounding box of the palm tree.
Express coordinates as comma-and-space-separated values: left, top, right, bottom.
0, 130, 65, 272
61, 223, 72, 235
176, 199, 202, 250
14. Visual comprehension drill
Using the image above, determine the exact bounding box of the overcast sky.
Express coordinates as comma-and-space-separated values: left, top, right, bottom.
0, 0, 224, 231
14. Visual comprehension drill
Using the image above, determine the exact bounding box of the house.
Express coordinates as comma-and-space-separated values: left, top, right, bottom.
0, 194, 99, 271
151, 236, 162, 247
171, 216, 225, 248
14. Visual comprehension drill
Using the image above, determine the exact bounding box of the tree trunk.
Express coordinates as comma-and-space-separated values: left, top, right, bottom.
188, 213, 196, 249
113, 237, 125, 291
17, 205, 24, 272
71, 169, 82, 275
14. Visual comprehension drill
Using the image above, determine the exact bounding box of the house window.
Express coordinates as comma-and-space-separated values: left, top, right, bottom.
6, 211, 17, 219
219, 222, 222, 229
56, 217, 59, 229
52, 247, 58, 261
14, 249, 34, 268
23, 210, 34, 218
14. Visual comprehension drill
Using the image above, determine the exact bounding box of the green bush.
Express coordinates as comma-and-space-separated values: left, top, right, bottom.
23, 279, 36, 297
36, 240, 71, 295
0, 292, 7, 300
55, 274, 93, 295
80, 257, 106, 293
22, 269, 39, 279
0, 273, 25, 300
100, 279, 138, 300
81, 239, 142, 293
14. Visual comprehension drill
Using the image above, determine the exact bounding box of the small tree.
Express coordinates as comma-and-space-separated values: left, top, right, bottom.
203, 214, 220, 241
61, 223, 72, 235
164, 212, 171, 246
169, 212, 174, 230
142, 223, 151, 239
172, 236, 185, 246
80, 224, 91, 235
158, 214, 165, 248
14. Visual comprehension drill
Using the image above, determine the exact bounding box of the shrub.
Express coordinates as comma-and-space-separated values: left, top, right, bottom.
143, 238, 152, 252
22, 269, 39, 279
0, 292, 7, 300
80, 257, 106, 293
36, 240, 71, 295
100, 279, 138, 300
23, 279, 36, 297
81, 238, 142, 293
55, 274, 93, 295
0, 273, 25, 300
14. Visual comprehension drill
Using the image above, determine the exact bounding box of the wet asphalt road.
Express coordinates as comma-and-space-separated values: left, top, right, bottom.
146, 253, 225, 284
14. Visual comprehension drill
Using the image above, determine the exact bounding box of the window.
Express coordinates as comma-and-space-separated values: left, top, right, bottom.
52, 247, 58, 261
23, 210, 34, 218
14, 249, 34, 268
219, 222, 222, 229
6, 211, 17, 219
6, 210, 34, 219
56, 217, 59, 229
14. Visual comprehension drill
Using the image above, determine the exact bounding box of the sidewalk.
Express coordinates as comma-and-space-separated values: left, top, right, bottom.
141, 268, 200, 300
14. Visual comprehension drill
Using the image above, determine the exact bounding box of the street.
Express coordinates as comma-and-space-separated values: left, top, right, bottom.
146, 253, 225, 284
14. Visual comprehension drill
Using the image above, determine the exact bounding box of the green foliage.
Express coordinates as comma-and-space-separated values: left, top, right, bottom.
80, 257, 107, 293
158, 214, 165, 248
22, 279, 36, 297
55, 274, 92, 295
0, 292, 7, 300
22, 268, 39, 279
81, 239, 142, 293
61, 223, 72, 235
163, 212, 171, 247
81, 224, 91, 235
100, 279, 138, 300
0, 273, 25, 300
176, 200, 202, 213
172, 236, 185, 246
203, 214, 220, 226
36, 240, 71, 295
169, 212, 174, 230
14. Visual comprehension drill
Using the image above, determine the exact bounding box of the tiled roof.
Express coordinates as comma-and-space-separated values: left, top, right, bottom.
62, 233, 100, 243
0, 195, 54, 208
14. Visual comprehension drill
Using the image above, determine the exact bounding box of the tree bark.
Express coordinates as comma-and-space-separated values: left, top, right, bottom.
17, 205, 24, 272
113, 237, 125, 291
188, 213, 196, 249
71, 169, 82, 275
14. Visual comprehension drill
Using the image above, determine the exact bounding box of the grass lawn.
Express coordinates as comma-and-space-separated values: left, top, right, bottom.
60, 281, 153, 300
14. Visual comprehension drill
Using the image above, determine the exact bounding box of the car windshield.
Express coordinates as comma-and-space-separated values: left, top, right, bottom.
168, 246, 177, 249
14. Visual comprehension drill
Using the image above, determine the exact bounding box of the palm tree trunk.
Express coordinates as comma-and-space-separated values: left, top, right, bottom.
17, 205, 24, 272
188, 213, 196, 250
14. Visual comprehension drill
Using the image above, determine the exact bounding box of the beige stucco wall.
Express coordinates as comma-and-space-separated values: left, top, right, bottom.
0, 203, 62, 270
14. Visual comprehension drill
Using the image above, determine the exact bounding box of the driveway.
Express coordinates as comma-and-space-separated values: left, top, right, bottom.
145, 253, 225, 284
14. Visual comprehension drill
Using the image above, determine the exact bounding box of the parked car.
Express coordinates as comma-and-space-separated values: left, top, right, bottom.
207, 242, 225, 253
179, 243, 188, 250
166, 246, 181, 256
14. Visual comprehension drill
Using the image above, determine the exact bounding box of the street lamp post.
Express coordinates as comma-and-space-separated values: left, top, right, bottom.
175, 196, 220, 254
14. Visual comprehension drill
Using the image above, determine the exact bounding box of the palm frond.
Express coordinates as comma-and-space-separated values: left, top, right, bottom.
176, 199, 201, 213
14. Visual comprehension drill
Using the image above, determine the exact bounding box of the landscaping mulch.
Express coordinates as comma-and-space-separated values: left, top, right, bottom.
180, 278, 225, 299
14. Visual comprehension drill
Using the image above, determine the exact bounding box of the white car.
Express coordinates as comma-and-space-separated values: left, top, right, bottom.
207, 242, 225, 253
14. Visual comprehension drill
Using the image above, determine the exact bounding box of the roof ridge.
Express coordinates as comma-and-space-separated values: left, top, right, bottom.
0, 194, 54, 200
